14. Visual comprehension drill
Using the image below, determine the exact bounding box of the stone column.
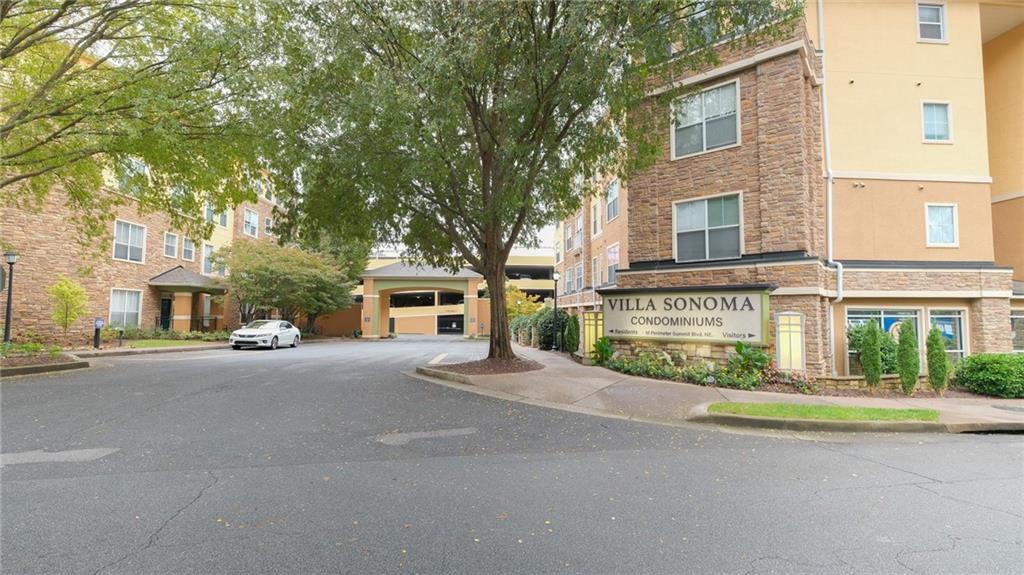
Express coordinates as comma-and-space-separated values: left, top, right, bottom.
969, 297, 1012, 353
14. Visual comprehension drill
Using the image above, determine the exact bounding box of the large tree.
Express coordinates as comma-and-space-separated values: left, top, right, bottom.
256, 0, 796, 359
1, 0, 264, 241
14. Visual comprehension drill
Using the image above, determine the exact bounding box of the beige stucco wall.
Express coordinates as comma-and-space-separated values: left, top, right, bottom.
833, 178, 994, 261
984, 23, 1024, 198
821, 0, 990, 178
993, 197, 1024, 279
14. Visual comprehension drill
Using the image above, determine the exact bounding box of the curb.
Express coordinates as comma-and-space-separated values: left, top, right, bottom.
1, 359, 90, 378
689, 412, 949, 433
416, 366, 475, 385
70, 337, 354, 358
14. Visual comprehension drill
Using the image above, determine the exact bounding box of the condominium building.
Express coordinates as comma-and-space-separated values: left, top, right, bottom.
585, 0, 1023, 376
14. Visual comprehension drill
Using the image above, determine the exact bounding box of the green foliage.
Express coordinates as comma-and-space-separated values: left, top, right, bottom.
926, 327, 950, 395
760, 364, 820, 395
47, 276, 88, 340
563, 315, 580, 353
857, 322, 883, 387
1, 342, 45, 356
100, 327, 230, 343
527, 307, 570, 351
506, 284, 543, 321
896, 320, 920, 395
591, 337, 615, 366
953, 354, 1024, 399
254, 1, 797, 357
2, 1, 267, 242
214, 240, 354, 328
848, 322, 897, 376
727, 341, 770, 374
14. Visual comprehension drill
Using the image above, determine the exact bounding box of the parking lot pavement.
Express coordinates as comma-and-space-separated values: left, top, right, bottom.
2, 337, 1022, 574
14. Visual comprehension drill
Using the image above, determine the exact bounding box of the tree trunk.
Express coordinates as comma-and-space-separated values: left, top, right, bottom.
485, 264, 515, 360
306, 313, 318, 334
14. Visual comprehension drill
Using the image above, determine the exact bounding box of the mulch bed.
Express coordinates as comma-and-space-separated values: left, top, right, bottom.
2, 353, 76, 368
751, 382, 978, 399
435, 358, 544, 375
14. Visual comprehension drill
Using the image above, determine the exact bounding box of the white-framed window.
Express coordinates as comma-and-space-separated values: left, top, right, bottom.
109, 289, 142, 328
606, 179, 620, 222
917, 2, 946, 42
113, 220, 146, 263
575, 261, 584, 292
591, 202, 602, 238
928, 309, 966, 363
243, 208, 259, 238
674, 193, 741, 262
922, 102, 951, 143
926, 203, 957, 247
564, 222, 574, 252
203, 244, 215, 275
554, 239, 562, 265
264, 217, 273, 235
777, 313, 805, 372
607, 243, 620, 285
163, 233, 178, 258
205, 204, 228, 227
118, 157, 148, 196
672, 80, 739, 159
182, 238, 195, 261
1012, 312, 1024, 353
574, 214, 583, 250
591, 256, 599, 289
564, 266, 574, 294
846, 309, 921, 375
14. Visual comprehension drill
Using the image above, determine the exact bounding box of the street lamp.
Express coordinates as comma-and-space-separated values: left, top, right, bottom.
3, 250, 17, 344
552, 271, 561, 352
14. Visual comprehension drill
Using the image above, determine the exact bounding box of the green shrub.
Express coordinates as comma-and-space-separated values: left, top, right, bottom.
953, 354, 1024, 398
727, 341, 769, 374
47, 345, 62, 358
896, 319, 919, 395
591, 337, 615, 366
859, 321, 883, 387
760, 364, 820, 395
563, 315, 580, 353
848, 322, 898, 374
926, 327, 949, 395
530, 307, 569, 350
47, 276, 88, 341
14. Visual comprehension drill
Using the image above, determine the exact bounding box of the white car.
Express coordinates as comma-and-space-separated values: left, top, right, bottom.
230, 320, 301, 350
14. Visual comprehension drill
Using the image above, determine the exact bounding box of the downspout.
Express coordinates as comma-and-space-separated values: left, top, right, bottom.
818, 0, 843, 376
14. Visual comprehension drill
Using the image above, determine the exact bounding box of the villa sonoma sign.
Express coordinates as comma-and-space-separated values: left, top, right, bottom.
602, 289, 769, 344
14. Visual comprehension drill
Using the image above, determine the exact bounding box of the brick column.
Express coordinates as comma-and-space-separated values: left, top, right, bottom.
969, 298, 1012, 354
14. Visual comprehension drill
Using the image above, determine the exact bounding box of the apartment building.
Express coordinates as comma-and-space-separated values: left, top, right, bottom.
594, 1, 1023, 377
553, 176, 629, 312
0, 178, 280, 342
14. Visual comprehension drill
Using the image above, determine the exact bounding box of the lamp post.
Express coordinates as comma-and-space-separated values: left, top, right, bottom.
552, 271, 561, 352
3, 250, 17, 344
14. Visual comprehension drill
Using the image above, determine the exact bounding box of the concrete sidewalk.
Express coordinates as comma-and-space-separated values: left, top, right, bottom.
417, 343, 1024, 433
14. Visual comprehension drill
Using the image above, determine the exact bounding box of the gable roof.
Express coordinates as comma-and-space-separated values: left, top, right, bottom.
361, 261, 482, 280
149, 266, 226, 293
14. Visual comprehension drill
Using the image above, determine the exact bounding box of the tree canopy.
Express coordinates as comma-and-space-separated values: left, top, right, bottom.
1, 0, 265, 241
253, 0, 797, 358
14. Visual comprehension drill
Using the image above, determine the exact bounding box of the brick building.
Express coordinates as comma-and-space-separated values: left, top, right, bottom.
564, 3, 1023, 376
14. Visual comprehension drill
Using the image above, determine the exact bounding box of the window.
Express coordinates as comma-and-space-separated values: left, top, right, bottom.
777, 313, 805, 372
163, 233, 178, 258
109, 289, 142, 328
607, 244, 620, 285
675, 193, 741, 262
554, 240, 562, 264
929, 309, 965, 363
564, 222, 574, 252
264, 217, 273, 235
182, 238, 195, 261
113, 220, 145, 263
203, 244, 215, 275
926, 204, 957, 246
243, 208, 259, 238
118, 158, 147, 196
575, 262, 584, 292
917, 3, 945, 41
574, 214, 583, 250
564, 266, 574, 294
922, 102, 950, 142
672, 81, 738, 158
1012, 313, 1024, 353
606, 180, 620, 222
591, 256, 599, 289
205, 204, 228, 227
591, 202, 601, 237
846, 309, 920, 374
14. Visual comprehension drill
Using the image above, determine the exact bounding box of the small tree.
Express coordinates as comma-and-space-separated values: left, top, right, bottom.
563, 314, 580, 354
860, 321, 883, 388
47, 276, 88, 342
926, 327, 949, 396
506, 284, 543, 321
897, 319, 920, 395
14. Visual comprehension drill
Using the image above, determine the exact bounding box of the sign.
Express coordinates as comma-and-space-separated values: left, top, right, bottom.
94, 318, 105, 329
602, 290, 768, 345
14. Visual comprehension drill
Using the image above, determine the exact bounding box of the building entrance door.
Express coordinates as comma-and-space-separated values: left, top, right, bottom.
159, 297, 172, 330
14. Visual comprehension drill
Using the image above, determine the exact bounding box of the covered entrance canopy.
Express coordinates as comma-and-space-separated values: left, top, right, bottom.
360, 262, 486, 338
148, 265, 227, 332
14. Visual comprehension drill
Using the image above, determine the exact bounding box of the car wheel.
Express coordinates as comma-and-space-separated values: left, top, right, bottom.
232, 345, 241, 350
270, 336, 279, 350
291, 335, 299, 348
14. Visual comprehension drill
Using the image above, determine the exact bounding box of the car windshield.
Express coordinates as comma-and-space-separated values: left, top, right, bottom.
244, 320, 277, 329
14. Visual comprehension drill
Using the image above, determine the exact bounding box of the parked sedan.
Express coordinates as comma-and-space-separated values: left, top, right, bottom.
230, 320, 301, 350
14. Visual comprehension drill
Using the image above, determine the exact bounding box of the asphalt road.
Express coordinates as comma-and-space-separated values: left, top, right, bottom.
2, 337, 1021, 574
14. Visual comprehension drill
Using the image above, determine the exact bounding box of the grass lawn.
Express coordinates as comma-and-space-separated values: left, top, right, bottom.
708, 402, 940, 422
125, 339, 223, 349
